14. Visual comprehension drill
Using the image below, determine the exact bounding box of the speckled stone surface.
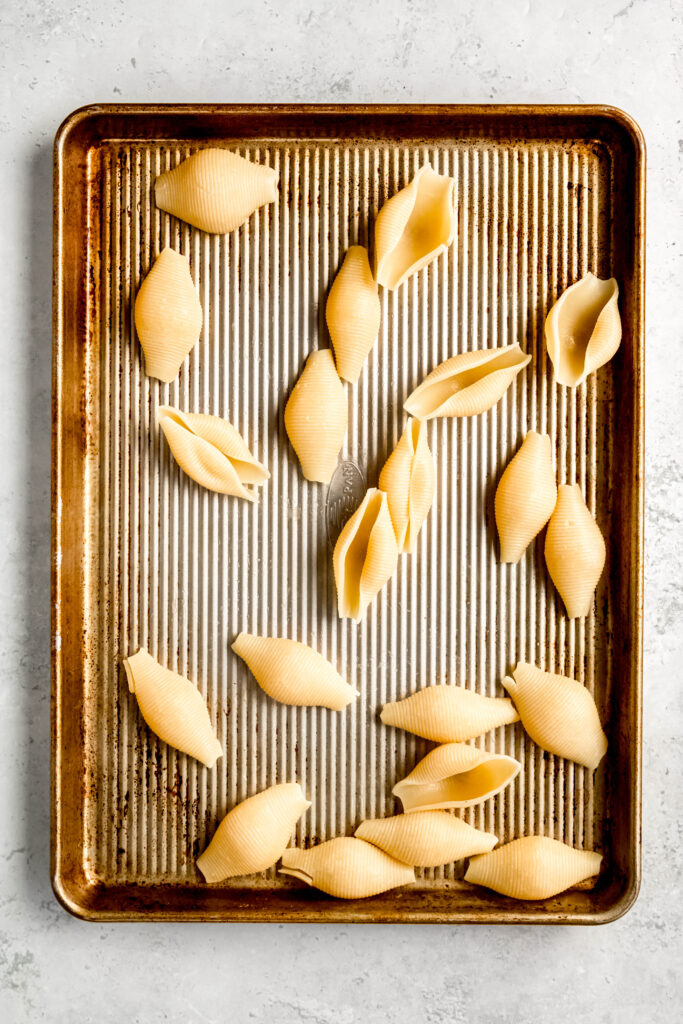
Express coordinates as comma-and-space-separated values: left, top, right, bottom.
1, 0, 681, 1020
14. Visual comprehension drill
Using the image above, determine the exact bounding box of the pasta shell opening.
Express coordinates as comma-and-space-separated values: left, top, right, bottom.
393, 742, 521, 811
326, 246, 381, 383
404, 344, 531, 419
155, 148, 279, 234
545, 273, 621, 387
375, 164, 456, 290
495, 431, 557, 563
134, 247, 202, 383
378, 417, 436, 553
544, 483, 606, 618
284, 349, 348, 483
158, 407, 269, 500
333, 488, 398, 620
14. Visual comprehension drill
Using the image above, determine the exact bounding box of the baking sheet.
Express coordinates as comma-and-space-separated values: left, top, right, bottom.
52, 104, 644, 922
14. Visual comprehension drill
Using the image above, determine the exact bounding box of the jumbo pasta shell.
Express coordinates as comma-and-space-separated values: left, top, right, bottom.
380, 685, 519, 743
464, 835, 602, 900
284, 350, 348, 483
375, 164, 455, 290
355, 811, 497, 867
196, 783, 310, 883
326, 246, 381, 383
333, 488, 399, 621
378, 418, 436, 553
404, 345, 531, 420
123, 649, 222, 768
158, 406, 269, 500
545, 273, 621, 387
231, 633, 357, 710
392, 742, 521, 812
544, 484, 606, 618
155, 148, 279, 234
502, 662, 607, 770
495, 431, 557, 562
279, 837, 415, 899
134, 247, 202, 383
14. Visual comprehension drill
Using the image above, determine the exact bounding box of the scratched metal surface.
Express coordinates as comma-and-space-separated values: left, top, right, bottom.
53, 107, 643, 921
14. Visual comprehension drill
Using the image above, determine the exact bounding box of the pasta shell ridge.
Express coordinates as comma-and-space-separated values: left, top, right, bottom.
326, 246, 381, 383
392, 742, 521, 811
404, 344, 531, 420
231, 633, 358, 710
134, 247, 202, 383
279, 837, 415, 899
155, 148, 279, 234
544, 483, 606, 618
380, 685, 519, 743
545, 273, 621, 387
464, 835, 603, 900
284, 350, 348, 483
123, 649, 222, 768
355, 811, 497, 867
378, 418, 436, 553
196, 782, 310, 883
158, 407, 269, 500
495, 431, 557, 563
502, 662, 607, 770
333, 488, 399, 621
375, 164, 456, 290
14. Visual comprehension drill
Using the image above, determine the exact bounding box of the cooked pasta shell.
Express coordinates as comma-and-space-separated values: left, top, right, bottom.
196, 783, 310, 883
134, 247, 202, 383
355, 811, 497, 867
545, 274, 621, 387
495, 431, 557, 563
279, 837, 414, 899
392, 742, 521, 812
231, 633, 357, 710
464, 835, 602, 900
544, 483, 606, 618
333, 488, 398, 621
123, 649, 222, 768
378, 418, 436, 553
284, 350, 348, 484
404, 344, 531, 420
158, 406, 269, 500
381, 685, 519, 743
502, 662, 607, 769
155, 148, 279, 234
375, 164, 456, 290
326, 246, 381, 383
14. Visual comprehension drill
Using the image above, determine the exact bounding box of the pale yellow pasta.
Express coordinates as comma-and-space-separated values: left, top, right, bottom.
404, 345, 531, 420
158, 406, 269, 500
134, 248, 202, 383
502, 662, 607, 770
545, 273, 621, 387
464, 835, 602, 900
155, 148, 279, 234
380, 685, 519, 743
326, 246, 381, 383
375, 164, 455, 290
284, 350, 348, 483
392, 742, 521, 812
279, 837, 414, 899
544, 483, 606, 618
333, 488, 398, 620
196, 783, 310, 883
495, 431, 557, 563
231, 633, 357, 710
123, 649, 222, 768
378, 418, 435, 553
355, 811, 497, 867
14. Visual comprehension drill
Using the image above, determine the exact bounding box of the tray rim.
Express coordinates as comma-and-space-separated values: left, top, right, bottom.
51, 102, 645, 925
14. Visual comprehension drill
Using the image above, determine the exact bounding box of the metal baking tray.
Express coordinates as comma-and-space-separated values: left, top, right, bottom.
52, 104, 644, 923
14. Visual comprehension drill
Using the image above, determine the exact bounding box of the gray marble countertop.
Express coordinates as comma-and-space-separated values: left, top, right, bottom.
1, 1, 681, 1020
